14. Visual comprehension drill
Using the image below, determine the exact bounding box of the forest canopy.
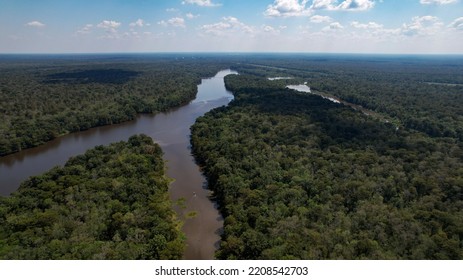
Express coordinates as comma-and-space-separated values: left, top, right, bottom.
1, 54, 462, 260
229, 55, 463, 141
43, 69, 141, 84
191, 72, 463, 259
0, 134, 184, 259
0, 55, 228, 156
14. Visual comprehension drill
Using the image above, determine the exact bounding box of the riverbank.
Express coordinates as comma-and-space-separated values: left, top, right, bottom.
0, 135, 185, 259
0, 69, 238, 260
191, 72, 463, 259
0, 56, 229, 157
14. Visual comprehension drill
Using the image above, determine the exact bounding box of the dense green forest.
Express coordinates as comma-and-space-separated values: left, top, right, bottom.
0, 134, 184, 259
0, 55, 228, 156
191, 73, 463, 259
2, 54, 461, 157
1, 54, 462, 260
230, 55, 463, 140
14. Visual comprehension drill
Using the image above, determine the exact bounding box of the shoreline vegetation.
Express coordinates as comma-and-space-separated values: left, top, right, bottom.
0, 135, 184, 259
1, 54, 462, 157
191, 64, 463, 259
0, 55, 228, 156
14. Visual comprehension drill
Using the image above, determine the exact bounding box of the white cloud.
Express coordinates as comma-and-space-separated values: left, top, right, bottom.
77, 24, 93, 34
201, 22, 231, 36
449, 17, 463, 30
311, 0, 375, 11
263, 25, 277, 32
310, 0, 330, 9
420, 0, 457, 5
158, 17, 186, 28
264, 0, 313, 17
351, 21, 383, 29
201, 17, 255, 36
186, 13, 200, 19
348, 20, 400, 41
329, 22, 344, 29
310, 15, 333, 23
129, 19, 145, 28
322, 21, 344, 31
25, 21, 45, 28
182, 0, 221, 7
265, 0, 375, 17
97, 20, 121, 29
337, 0, 375, 10
96, 20, 122, 39
166, 8, 179, 12
401, 16, 443, 36
261, 25, 287, 35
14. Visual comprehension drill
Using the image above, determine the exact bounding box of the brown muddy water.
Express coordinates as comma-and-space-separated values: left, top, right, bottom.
0, 69, 238, 259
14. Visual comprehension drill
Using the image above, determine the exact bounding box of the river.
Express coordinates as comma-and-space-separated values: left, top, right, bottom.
0, 69, 238, 259
287, 84, 395, 125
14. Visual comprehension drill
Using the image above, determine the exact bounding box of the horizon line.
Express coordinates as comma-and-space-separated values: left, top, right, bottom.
1, 51, 463, 57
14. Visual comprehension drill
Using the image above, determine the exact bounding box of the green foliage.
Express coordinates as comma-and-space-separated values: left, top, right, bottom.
2, 54, 462, 260
191, 73, 463, 259
43, 69, 140, 84
0, 135, 184, 259
230, 55, 463, 140
0, 55, 228, 156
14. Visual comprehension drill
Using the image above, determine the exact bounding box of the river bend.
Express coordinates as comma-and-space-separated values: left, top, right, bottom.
0, 69, 238, 259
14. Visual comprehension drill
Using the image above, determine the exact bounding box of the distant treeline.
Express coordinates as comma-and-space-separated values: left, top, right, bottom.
0, 135, 184, 259
230, 55, 463, 140
2, 55, 461, 157
0, 56, 228, 156
191, 73, 463, 259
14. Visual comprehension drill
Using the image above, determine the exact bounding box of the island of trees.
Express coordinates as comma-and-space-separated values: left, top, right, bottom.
0, 135, 184, 259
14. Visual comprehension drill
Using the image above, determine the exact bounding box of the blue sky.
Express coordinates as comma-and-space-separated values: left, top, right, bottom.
0, 0, 462, 54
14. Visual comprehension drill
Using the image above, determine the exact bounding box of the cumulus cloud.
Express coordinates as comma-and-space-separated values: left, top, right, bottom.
158, 17, 186, 28
420, 0, 457, 4
449, 17, 463, 30
263, 25, 277, 32
95, 20, 122, 39
329, 22, 344, 29
97, 20, 121, 29
264, 0, 313, 17
77, 24, 93, 34
25, 21, 45, 28
201, 17, 254, 36
265, 0, 375, 17
186, 13, 200, 19
129, 19, 146, 28
261, 25, 287, 35
182, 0, 221, 7
351, 21, 383, 29
309, 0, 331, 9
348, 20, 400, 40
337, 0, 375, 10
401, 16, 443, 36
311, 0, 375, 11
322, 21, 344, 31
310, 15, 333, 23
